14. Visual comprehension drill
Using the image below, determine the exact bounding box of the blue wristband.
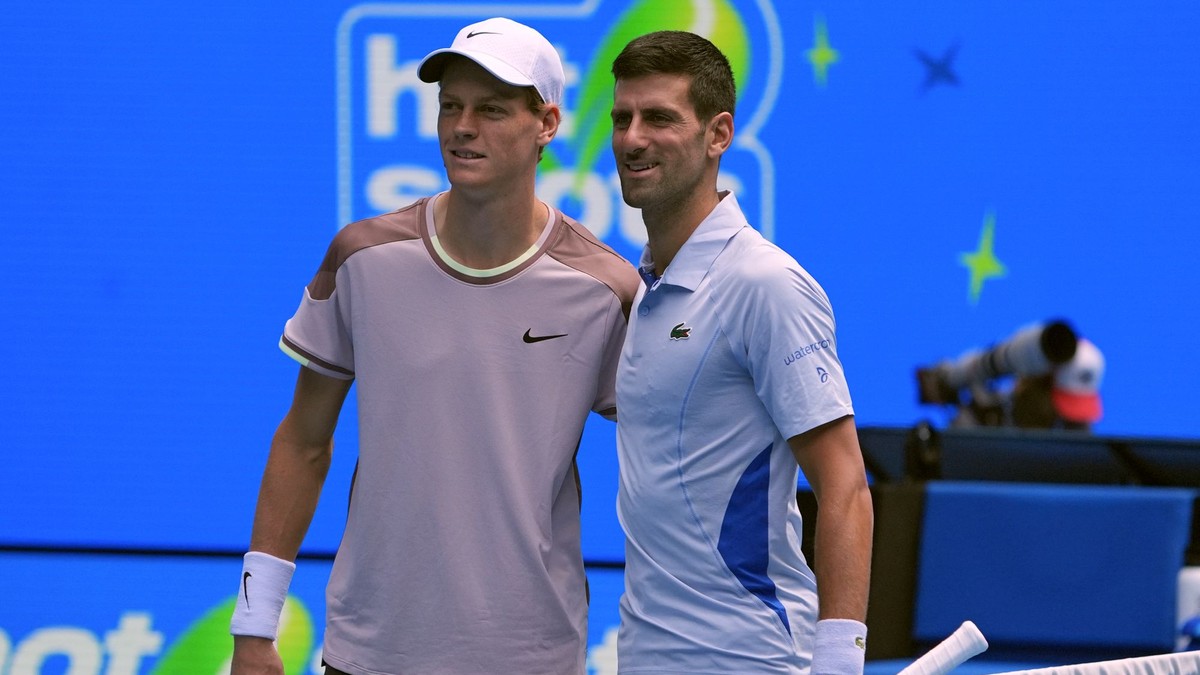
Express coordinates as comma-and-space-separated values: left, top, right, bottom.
811, 618, 867, 675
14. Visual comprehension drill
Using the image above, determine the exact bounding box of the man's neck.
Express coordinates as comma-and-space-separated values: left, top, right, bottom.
434, 189, 546, 270
643, 189, 721, 276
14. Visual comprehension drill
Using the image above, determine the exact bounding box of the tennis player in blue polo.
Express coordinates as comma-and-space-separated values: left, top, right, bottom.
610, 31, 874, 674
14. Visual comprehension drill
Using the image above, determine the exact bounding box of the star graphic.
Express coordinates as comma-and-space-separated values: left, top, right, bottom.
806, 15, 840, 87
959, 212, 1007, 304
915, 42, 961, 92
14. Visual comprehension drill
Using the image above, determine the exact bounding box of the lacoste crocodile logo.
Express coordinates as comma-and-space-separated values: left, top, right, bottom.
670, 323, 691, 340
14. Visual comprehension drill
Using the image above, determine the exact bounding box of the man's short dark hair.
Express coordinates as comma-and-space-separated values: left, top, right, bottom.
611, 31, 736, 122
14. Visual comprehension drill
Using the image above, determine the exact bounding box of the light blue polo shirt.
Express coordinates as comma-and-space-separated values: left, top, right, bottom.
615, 192, 854, 674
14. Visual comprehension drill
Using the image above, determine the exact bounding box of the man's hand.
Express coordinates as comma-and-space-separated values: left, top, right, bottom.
231, 635, 284, 675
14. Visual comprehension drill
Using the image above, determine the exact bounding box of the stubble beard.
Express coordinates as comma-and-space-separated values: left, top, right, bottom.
620, 167, 706, 227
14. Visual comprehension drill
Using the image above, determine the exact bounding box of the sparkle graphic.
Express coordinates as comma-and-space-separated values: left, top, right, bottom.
806, 15, 839, 87
915, 42, 961, 92
959, 212, 1007, 304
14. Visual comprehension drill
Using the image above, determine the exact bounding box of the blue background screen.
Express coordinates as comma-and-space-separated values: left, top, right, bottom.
1, 3, 1197, 669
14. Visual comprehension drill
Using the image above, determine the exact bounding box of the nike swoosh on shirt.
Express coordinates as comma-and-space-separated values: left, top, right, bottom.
523, 329, 568, 343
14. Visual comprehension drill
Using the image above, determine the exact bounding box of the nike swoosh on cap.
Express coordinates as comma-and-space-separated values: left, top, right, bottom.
466, 31, 500, 38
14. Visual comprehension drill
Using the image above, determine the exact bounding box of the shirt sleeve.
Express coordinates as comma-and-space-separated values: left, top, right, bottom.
592, 291, 628, 420
722, 245, 853, 439
279, 248, 356, 381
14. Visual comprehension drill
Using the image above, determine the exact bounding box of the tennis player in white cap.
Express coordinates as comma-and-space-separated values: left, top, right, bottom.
230, 17, 638, 675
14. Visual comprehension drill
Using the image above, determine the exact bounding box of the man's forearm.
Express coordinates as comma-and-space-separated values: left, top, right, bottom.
247, 425, 332, 559
813, 482, 873, 621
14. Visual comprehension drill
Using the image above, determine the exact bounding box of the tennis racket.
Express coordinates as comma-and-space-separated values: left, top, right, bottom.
897, 621, 988, 675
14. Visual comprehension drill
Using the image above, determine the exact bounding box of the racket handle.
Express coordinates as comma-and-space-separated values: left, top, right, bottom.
897, 621, 988, 675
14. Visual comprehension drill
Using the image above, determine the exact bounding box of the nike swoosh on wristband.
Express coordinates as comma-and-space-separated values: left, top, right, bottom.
243, 571, 252, 608
466, 31, 500, 38
523, 329, 567, 343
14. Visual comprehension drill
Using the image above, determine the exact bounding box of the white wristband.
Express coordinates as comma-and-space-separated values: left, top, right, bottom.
230, 551, 296, 639
810, 618, 867, 675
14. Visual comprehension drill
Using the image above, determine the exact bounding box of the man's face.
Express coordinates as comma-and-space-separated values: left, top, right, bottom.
437, 59, 552, 194
611, 73, 711, 212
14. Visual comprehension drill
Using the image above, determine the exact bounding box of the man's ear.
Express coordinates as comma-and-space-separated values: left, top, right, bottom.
538, 104, 562, 148
707, 111, 734, 159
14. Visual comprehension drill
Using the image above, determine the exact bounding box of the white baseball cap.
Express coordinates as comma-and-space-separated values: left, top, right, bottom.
1052, 338, 1105, 423
417, 17, 565, 107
